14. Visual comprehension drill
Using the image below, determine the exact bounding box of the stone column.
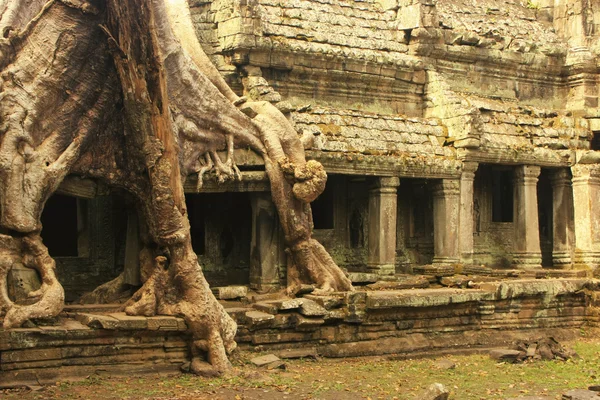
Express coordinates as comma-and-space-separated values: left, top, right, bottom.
368, 177, 400, 275
512, 165, 542, 269
459, 162, 478, 265
432, 179, 460, 267
550, 168, 573, 269
571, 164, 600, 270
250, 193, 284, 292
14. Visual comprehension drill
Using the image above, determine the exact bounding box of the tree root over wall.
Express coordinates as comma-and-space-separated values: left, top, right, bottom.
0, 0, 352, 375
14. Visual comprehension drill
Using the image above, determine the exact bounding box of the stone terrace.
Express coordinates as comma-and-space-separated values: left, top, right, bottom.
2, 278, 599, 387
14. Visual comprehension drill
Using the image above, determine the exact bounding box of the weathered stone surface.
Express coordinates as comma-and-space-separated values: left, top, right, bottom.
489, 349, 521, 362
146, 316, 181, 331
562, 389, 600, 400
299, 299, 327, 317
366, 288, 491, 309
367, 276, 430, 290
277, 347, 318, 359
434, 359, 456, 370
294, 314, 325, 329
245, 311, 275, 328
348, 272, 379, 284
213, 286, 248, 300
107, 313, 148, 330
418, 383, 449, 400
303, 294, 345, 310
250, 354, 280, 367
439, 275, 471, 288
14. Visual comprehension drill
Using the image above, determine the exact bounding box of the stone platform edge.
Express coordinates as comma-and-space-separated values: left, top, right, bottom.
1, 278, 599, 387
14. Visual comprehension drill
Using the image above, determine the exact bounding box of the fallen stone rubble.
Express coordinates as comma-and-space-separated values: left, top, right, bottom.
489, 337, 577, 363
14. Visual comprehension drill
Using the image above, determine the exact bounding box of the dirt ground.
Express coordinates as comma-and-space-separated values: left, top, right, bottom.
3, 336, 600, 400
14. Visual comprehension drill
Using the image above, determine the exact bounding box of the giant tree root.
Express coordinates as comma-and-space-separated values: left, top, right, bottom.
287, 239, 354, 295
123, 237, 237, 375
0, 234, 64, 328
79, 273, 133, 304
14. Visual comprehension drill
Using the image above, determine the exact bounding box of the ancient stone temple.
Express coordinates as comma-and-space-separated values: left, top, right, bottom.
41, 0, 600, 293
3, 0, 600, 385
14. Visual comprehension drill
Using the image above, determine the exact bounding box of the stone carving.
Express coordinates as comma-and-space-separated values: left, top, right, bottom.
0, 0, 351, 375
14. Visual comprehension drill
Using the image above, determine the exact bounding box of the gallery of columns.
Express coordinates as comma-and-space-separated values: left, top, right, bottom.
351, 162, 600, 277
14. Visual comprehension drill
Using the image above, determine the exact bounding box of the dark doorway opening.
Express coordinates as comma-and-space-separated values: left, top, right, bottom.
312, 182, 334, 229
538, 169, 553, 267
591, 131, 600, 150
186, 193, 252, 286
41, 194, 79, 257
491, 169, 513, 223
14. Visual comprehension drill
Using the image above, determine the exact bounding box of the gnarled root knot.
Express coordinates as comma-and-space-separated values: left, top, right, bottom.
292, 160, 327, 203
2, 234, 64, 328
278, 158, 327, 203
286, 238, 353, 295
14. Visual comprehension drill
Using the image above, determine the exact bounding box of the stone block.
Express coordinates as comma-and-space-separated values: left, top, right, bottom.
348, 272, 379, 283
277, 347, 318, 359
253, 302, 278, 314
367, 276, 430, 290
434, 359, 456, 370
303, 294, 345, 310
397, 4, 421, 30
376, 0, 398, 11
489, 349, 521, 362
562, 390, 600, 400
294, 314, 325, 329
245, 310, 275, 328
1, 347, 62, 364
75, 313, 120, 330
7, 263, 41, 302
225, 307, 253, 324
147, 316, 180, 331
214, 285, 248, 300
107, 313, 148, 330
299, 299, 327, 317
418, 383, 449, 400
250, 354, 280, 367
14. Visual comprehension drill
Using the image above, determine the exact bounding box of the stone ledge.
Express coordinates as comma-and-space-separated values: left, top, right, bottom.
1, 279, 598, 386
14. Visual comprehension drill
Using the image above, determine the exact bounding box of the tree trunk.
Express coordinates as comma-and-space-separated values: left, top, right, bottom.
0, 0, 352, 375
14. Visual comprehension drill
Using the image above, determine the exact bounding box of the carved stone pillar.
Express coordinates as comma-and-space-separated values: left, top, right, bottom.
571, 164, 600, 270
550, 169, 573, 269
432, 179, 460, 266
512, 165, 542, 269
368, 177, 400, 275
459, 162, 478, 265
250, 193, 284, 292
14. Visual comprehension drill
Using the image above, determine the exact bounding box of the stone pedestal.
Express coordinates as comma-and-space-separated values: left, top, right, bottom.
368, 177, 400, 275
571, 164, 600, 270
432, 179, 460, 267
512, 166, 542, 269
550, 169, 574, 269
250, 193, 284, 292
459, 162, 478, 265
